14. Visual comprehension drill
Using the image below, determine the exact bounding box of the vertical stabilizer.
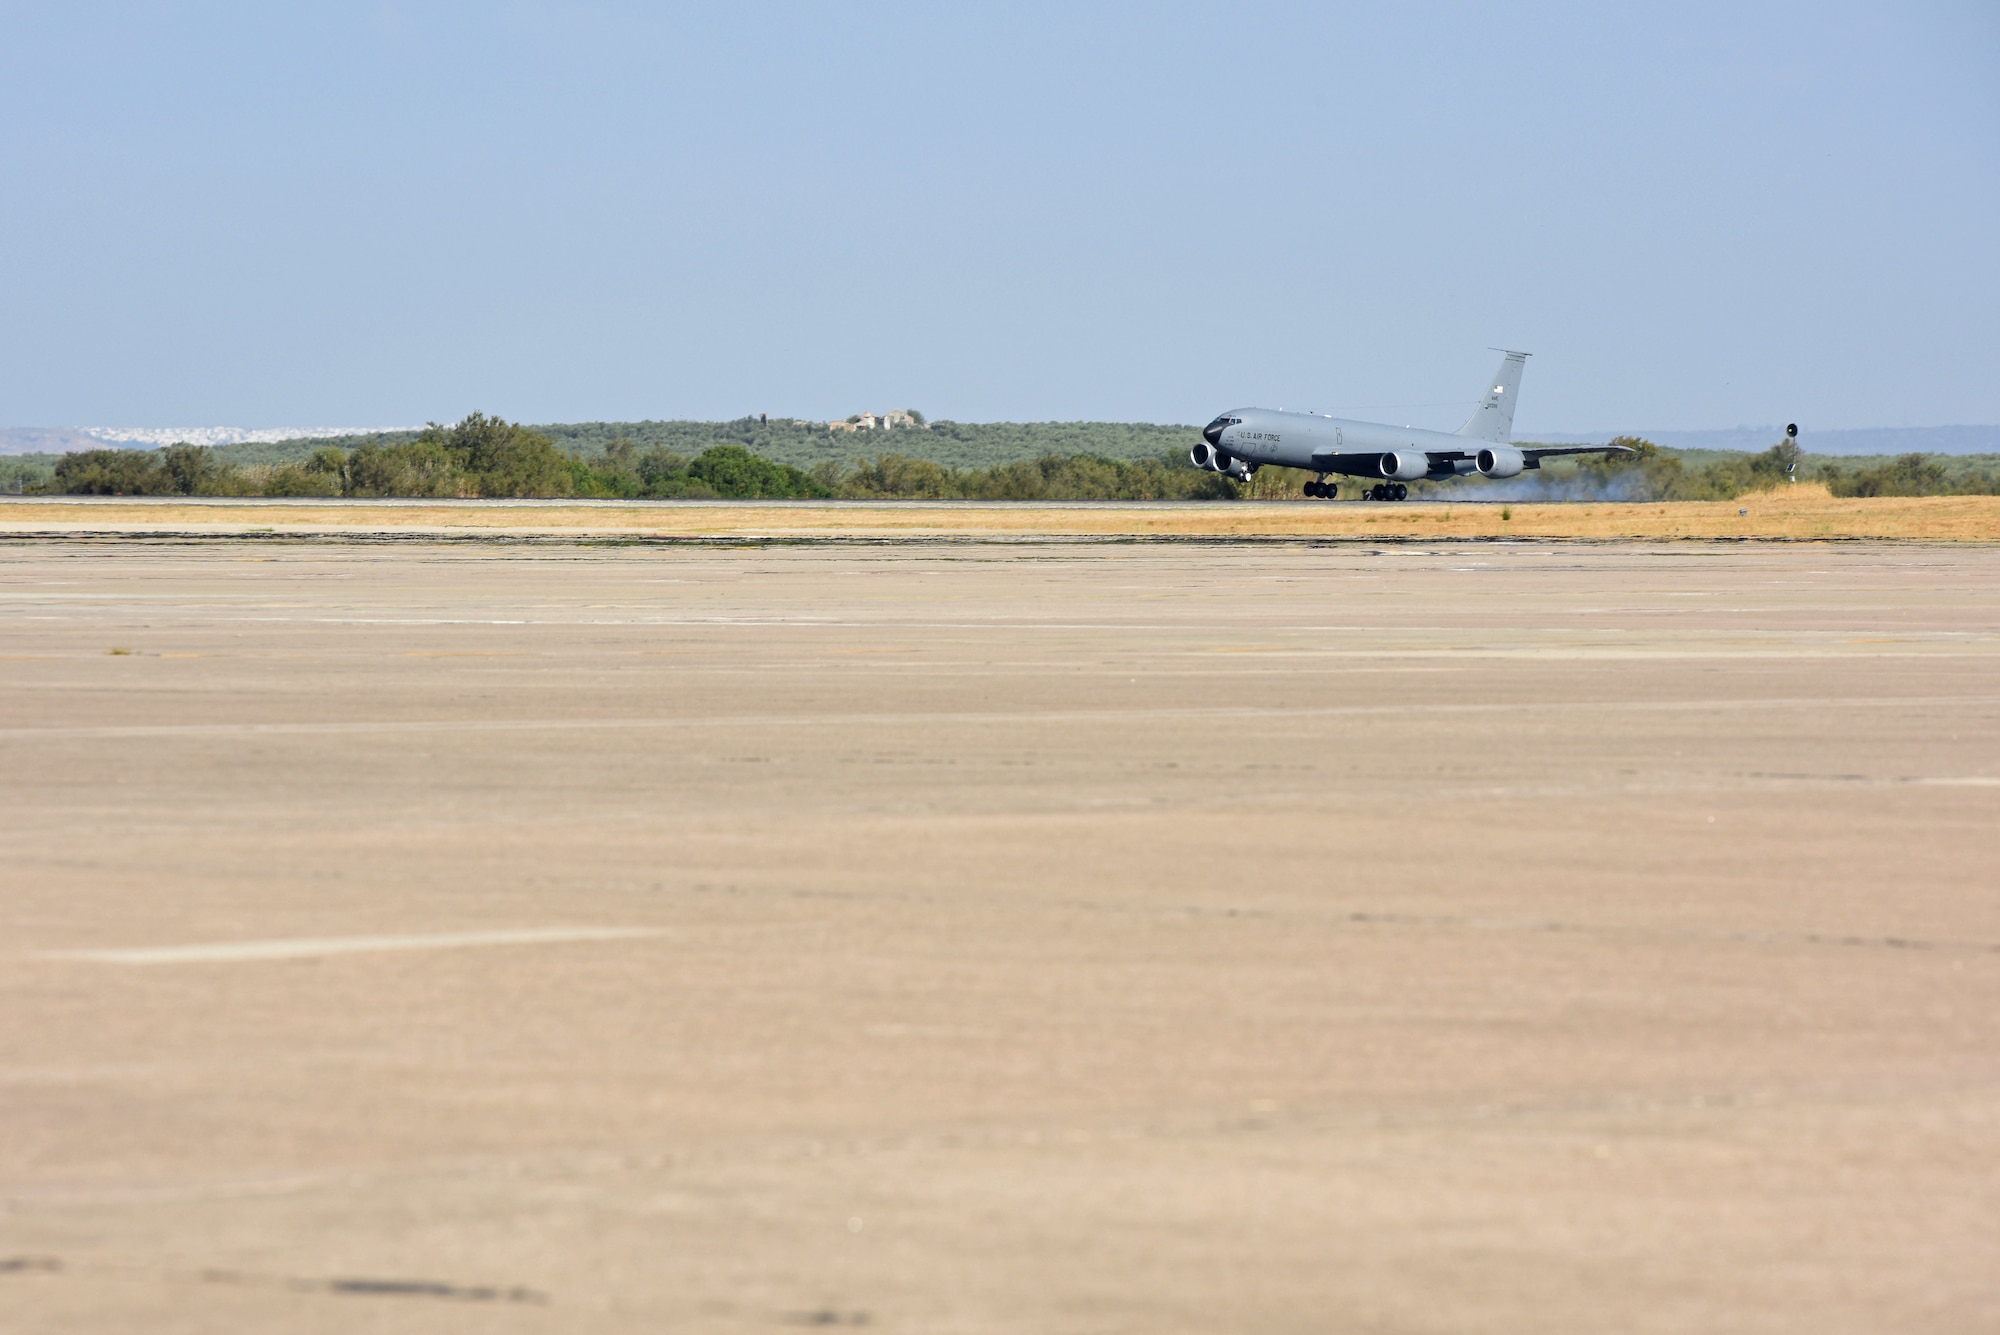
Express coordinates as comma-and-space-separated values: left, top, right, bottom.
1458, 350, 1529, 443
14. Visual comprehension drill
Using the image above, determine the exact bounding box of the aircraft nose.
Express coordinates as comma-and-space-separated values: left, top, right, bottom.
1202, 421, 1225, 446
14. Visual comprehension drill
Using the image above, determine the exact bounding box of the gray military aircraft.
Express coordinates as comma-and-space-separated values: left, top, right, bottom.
1190, 351, 1634, 500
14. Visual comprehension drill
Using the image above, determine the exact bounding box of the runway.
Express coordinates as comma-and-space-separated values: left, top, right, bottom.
2, 536, 1996, 1332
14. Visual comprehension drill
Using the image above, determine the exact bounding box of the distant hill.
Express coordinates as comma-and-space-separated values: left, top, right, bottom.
0, 427, 109, 456
0, 425, 411, 456
1532, 425, 2000, 456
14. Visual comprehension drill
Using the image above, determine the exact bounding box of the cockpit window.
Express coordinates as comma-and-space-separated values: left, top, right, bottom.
1201, 415, 1243, 445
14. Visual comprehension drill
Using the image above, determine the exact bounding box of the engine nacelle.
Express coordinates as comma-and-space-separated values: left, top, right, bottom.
1476, 445, 1525, 479
1379, 450, 1430, 481
1191, 442, 1252, 479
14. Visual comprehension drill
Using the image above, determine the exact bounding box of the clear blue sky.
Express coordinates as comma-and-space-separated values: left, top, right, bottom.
3, 2, 1995, 432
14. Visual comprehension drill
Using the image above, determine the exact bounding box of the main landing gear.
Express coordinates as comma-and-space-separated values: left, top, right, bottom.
1301, 479, 1410, 501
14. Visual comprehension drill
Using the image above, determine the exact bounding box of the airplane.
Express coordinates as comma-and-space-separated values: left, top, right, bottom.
1190, 351, 1635, 500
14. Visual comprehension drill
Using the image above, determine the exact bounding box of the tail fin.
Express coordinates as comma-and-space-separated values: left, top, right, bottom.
1458, 349, 1529, 443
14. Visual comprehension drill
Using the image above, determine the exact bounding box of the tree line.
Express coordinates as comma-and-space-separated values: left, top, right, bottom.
193, 416, 1201, 474
27, 414, 2000, 502
42, 413, 1236, 501
1558, 438, 2000, 500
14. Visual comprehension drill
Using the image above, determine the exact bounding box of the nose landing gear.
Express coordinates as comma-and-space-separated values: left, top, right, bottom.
1304, 477, 1338, 500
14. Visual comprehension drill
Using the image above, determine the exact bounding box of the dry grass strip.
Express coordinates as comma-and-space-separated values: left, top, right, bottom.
4, 484, 1998, 542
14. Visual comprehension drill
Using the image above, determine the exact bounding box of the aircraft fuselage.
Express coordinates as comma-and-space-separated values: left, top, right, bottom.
1204, 409, 1515, 481
1188, 351, 1631, 497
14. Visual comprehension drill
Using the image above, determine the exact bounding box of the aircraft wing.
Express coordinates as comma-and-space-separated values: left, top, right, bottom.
1521, 445, 1638, 461
1391, 445, 1641, 466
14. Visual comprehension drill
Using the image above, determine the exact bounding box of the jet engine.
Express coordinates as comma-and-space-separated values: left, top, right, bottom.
1379, 450, 1430, 481
1192, 441, 1253, 479
1476, 445, 1525, 479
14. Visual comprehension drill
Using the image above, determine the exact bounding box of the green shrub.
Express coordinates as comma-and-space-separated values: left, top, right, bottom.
429, 412, 574, 497
1821, 453, 1961, 497
834, 454, 958, 499
820, 452, 1235, 501
258, 464, 343, 497
53, 449, 171, 495
683, 445, 828, 499
52, 445, 239, 495
343, 438, 460, 497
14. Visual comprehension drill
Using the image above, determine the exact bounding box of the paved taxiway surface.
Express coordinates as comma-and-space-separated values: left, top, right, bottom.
3, 538, 1996, 1332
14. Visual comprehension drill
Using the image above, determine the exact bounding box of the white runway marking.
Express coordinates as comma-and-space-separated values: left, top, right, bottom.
42, 926, 665, 965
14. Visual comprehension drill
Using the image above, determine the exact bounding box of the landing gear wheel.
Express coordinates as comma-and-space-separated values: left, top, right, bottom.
1324, 482, 1337, 499
1368, 484, 1385, 501
1304, 481, 1322, 498
1393, 483, 1408, 501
